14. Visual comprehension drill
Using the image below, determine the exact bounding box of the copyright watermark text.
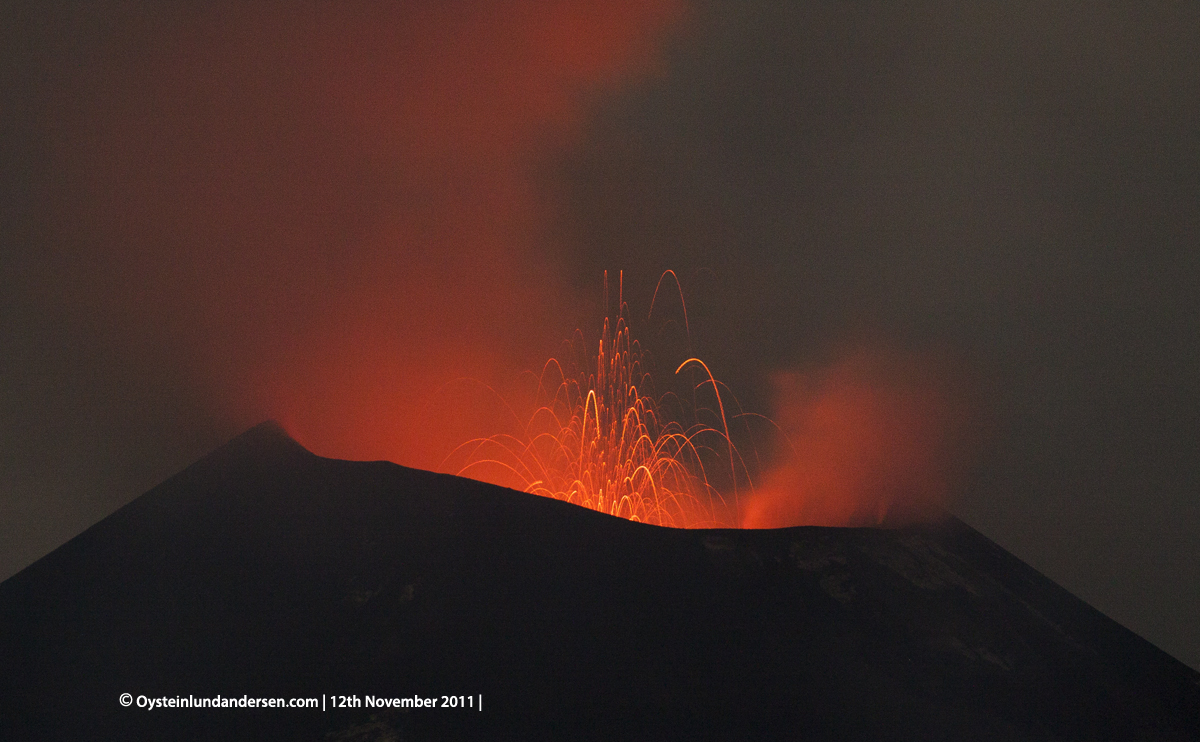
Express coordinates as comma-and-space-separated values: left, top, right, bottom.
121, 694, 318, 710
119, 693, 483, 711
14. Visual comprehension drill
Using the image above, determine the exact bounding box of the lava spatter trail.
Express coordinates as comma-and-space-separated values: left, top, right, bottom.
445, 272, 750, 528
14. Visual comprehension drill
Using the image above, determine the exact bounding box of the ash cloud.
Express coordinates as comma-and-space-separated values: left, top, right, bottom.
555, 0, 1200, 518
741, 347, 979, 529
0, 0, 684, 575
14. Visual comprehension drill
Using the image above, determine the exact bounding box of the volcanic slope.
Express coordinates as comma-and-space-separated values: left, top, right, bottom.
2, 423, 1197, 741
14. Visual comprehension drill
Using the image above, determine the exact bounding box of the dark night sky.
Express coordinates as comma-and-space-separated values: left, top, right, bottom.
2, 1, 1198, 671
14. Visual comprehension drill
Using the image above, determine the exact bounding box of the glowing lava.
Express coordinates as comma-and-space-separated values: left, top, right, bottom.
436, 276, 972, 531
445, 274, 744, 528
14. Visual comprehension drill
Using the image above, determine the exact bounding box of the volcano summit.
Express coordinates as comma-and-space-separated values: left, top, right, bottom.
1, 422, 1196, 740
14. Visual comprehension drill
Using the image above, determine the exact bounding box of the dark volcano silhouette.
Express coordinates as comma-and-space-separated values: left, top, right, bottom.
2, 422, 1197, 740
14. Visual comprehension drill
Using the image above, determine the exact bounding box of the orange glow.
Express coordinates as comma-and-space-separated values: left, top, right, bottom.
23, 1, 688, 470
444, 273, 742, 528
28, 3, 985, 534
741, 348, 974, 529
199, 2, 690, 470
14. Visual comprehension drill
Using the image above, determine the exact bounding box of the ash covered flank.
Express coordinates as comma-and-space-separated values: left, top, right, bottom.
2, 422, 1197, 740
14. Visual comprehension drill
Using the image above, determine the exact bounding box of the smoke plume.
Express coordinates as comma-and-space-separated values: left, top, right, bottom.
9, 1, 685, 478
741, 348, 977, 528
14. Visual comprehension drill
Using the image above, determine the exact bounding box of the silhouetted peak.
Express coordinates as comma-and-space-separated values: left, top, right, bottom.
208, 420, 312, 465
232, 419, 304, 450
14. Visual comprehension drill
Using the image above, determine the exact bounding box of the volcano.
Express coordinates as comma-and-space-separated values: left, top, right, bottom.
2, 423, 1197, 740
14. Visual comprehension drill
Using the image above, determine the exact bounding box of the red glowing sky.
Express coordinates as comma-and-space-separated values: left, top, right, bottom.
13, 0, 980, 529
29, 1, 686, 474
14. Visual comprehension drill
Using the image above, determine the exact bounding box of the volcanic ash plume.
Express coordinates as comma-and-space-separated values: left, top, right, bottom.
741, 348, 976, 529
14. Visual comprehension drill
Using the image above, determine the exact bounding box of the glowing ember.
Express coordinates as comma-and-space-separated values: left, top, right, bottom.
445, 273, 743, 528
441, 276, 969, 531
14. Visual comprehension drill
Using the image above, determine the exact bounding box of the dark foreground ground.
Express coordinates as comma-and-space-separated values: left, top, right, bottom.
2, 422, 1197, 740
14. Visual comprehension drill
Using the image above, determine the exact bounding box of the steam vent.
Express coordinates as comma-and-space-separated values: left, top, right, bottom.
2, 422, 1197, 740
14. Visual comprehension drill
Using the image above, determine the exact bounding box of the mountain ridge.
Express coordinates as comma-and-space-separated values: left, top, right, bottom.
2, 421, 1197, 740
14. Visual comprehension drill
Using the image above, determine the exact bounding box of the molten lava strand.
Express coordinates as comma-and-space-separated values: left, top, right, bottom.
448, 312, 743, 528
